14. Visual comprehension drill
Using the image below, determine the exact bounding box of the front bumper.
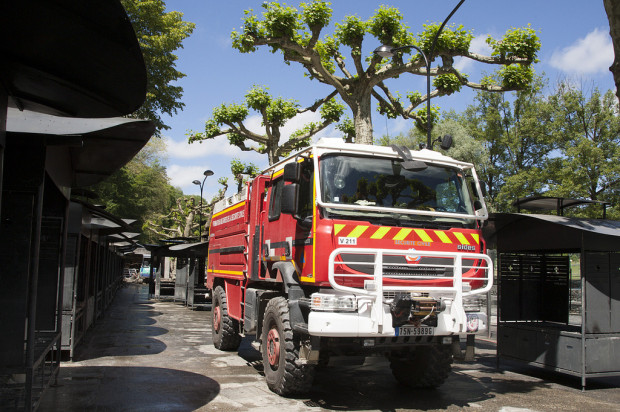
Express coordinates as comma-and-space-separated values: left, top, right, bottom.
307, 247, 493, 338
308, 302, 487, 337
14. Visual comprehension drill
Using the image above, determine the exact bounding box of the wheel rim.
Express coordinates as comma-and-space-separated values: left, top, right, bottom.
213, 306, 221, 333
266, 327, 280, 367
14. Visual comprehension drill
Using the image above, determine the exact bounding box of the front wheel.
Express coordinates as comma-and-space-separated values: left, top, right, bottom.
211, 285, 241, 351
261, 296, 315, 396
389, 345, 453, 388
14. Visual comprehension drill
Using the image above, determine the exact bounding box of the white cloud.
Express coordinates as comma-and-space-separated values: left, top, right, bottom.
168, 164, 210, 190
454, 35, 492, 72
550, 28, 613, 75
386, 117, 410, 136
167, 134, 260, 160
280, 110, 322, 139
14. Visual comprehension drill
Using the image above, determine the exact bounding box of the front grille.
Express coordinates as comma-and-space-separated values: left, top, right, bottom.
383, 291, 429, 300
383, 265, 450, 277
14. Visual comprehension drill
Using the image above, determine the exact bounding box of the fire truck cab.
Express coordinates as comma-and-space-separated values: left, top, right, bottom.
207, 138, 493, 395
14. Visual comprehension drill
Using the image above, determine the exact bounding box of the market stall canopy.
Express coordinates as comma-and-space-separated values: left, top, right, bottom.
7, 108, 154, 187
109, 232, 141, 240
73, 199, 133, 232
146, 242, 209, 259
483, 213, 620, 253
513, 196, 610, 218
0, 0, 146, 117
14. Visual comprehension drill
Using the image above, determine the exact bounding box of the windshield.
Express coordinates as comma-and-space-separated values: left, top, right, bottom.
319, 154, 476, 226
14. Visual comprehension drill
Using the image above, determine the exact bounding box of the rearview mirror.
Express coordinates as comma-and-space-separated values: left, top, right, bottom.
440, 134, 453, 150
283, 162, 300, 183
281, 183, 299, 215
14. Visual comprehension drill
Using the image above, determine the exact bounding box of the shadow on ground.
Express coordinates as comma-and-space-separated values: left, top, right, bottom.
236, 336, 552, 411
39, 366, 219, 411
72, 291, 168, 361
303, 361, 551, 411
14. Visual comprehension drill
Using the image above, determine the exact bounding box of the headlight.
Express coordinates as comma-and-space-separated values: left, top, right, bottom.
310, 293, 357, 312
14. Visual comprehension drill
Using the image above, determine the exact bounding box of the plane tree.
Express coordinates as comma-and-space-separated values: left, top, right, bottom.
231, 0, 540, 144
189, 85, 346, 165
144, 177, 229, 240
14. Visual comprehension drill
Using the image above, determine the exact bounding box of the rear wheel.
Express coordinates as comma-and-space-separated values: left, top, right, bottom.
389, 345, 453, 388
211, 285, 241, 351
261, 296, 315, 396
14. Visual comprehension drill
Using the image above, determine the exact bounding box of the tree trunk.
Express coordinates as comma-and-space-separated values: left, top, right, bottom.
604, 0, 620, 103
351, 93, 374, 145
268, 150, 278, 165
183, 210, 195, 238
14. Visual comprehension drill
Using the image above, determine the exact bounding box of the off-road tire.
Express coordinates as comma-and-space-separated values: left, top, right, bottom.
211, 285, 241, 351
389, 345, 453, 388
261, 296, 315, 396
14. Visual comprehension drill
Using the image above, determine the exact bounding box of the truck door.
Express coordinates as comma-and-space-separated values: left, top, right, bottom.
261, 160, 314, 279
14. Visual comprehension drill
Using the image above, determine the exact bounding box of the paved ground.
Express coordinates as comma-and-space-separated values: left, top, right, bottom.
39, 283, 620, 411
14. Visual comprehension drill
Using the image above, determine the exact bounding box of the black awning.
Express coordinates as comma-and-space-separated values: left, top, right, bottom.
513, 196, 610, 217
72, 199, 133, 233
484, 213, 620, 253
147, 242, 209, 258
7, 108, 154, 187
0, 0, 146, 117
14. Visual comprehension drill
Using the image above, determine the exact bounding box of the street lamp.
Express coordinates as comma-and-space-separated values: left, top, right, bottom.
192, 169, 214, 241
373, 0, 465, 150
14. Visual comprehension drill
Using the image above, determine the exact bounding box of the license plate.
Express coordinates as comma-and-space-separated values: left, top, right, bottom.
395, 326, 435, 336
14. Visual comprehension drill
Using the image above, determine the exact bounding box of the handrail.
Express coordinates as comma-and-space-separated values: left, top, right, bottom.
327, 248, 493, 298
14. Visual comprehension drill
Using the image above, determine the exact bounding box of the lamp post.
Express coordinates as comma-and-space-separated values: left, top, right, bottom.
192, 169, 214, 241
373, 0, 465, 150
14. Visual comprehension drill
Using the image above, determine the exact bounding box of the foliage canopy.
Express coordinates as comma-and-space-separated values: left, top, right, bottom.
121, 0, 195, 134
189, 85, 345, 164
231, 0, 540, 144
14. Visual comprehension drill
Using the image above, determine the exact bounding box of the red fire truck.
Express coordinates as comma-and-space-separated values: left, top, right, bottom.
206, 138, 493, 395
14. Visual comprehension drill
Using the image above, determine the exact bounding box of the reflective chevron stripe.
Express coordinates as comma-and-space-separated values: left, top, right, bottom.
434, 230, 452, 243
370, 226, 391, 239
454, 232, 470, 245
333, 223, 480, 246
414, 229, 433, 243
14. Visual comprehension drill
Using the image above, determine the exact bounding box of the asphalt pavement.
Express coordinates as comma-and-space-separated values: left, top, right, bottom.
38, 283, 620, 411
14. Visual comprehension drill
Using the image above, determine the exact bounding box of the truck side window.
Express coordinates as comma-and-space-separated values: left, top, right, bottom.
268, 178, 284, 221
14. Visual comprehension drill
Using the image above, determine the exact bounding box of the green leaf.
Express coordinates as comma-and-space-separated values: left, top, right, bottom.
414, 105, 440, 134
266, 97, 299, 126
212, 103, 249, 124
335, 15, 366, 52
245, 85, 272, 110
319, 98, 345, 122
301, 0, 332, 30
487, 24, 540, 62
368, 5, 414, 47
499, 64, 534, 89
433, 73, 462, 94
417, 23, 472, 56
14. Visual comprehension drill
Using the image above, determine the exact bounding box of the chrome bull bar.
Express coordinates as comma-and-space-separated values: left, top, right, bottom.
327, 248, 494, 332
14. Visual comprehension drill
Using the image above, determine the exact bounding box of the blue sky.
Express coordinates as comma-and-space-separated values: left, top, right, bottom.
160, 0, 615, 200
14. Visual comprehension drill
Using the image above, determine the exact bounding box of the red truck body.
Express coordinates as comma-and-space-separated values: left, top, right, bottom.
207, 139, 493, 395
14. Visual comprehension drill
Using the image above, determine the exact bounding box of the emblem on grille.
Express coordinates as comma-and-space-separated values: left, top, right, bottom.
404, 248, 421, 264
